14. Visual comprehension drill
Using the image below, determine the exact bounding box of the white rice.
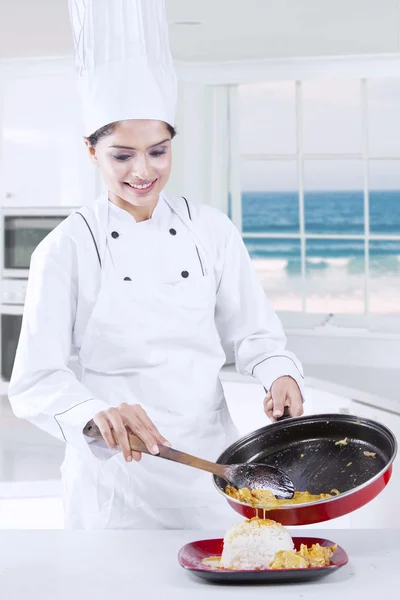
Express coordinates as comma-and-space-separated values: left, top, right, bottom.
220, 518, 294, 570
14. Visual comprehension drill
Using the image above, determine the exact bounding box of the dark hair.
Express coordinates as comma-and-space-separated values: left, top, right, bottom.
86, 121, 177, 147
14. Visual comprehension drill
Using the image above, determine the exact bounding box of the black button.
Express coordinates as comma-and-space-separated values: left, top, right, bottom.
181, 271, 189, 278
169, 228, 177, 236
124, 277, 132, 281
111, 231, 119, 239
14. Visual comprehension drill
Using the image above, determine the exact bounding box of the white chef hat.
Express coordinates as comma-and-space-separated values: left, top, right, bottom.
68, 0, 177, 137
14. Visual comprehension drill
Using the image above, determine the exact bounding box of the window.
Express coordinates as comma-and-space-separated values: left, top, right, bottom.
233, 77, 400, 317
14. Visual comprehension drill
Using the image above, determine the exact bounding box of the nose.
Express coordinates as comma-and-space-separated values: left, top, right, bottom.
132, 154, 150, 180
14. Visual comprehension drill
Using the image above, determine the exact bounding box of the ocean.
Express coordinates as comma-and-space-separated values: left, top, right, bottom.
242, 190, 400, 266
239, 191, 400, 313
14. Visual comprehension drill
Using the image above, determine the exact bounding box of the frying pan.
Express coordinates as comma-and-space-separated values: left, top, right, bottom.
213, 413, 397, 526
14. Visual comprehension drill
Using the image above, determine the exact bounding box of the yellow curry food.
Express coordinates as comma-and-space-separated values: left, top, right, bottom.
201, 543, 337, 570
270, 543, 337, 569
225, 485, 340, 509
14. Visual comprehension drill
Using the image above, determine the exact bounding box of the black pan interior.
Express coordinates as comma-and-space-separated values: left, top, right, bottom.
215, 414, 397, 497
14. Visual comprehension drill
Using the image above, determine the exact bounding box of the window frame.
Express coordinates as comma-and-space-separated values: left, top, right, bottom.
219, 55, 400, 322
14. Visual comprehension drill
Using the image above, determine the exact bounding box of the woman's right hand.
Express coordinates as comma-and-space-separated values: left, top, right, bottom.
93, 403, 170, 462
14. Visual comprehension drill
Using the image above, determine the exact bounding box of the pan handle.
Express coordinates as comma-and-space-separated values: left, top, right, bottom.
264, 387, 292, 422
276, 407, 292, 422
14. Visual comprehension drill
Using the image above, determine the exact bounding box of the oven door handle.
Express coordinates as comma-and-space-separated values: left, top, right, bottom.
0, 303, 24, 315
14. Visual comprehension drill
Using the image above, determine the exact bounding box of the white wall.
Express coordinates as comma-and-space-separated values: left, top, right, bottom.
165, 82, 209, 203
165, 82, 229, 211
0, 58, 217, 208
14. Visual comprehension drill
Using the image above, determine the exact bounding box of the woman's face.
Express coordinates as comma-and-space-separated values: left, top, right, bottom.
86, 119, 172, 212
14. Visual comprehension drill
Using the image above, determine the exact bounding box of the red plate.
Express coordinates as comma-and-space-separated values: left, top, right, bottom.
178, 536, 348, 583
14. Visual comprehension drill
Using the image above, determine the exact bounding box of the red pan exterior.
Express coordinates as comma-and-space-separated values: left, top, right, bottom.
226, 459, 393, 525
216, 415, 397, 526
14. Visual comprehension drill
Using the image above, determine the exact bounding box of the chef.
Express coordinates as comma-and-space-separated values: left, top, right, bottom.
8, 0, 305, 530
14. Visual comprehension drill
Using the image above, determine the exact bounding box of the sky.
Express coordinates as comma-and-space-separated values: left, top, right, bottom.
239, 78, 400, 191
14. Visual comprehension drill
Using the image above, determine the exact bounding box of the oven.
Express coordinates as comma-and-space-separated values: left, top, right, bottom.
0, 208, 73, 278
1, 304, 23, 382
0, 207, 73, 384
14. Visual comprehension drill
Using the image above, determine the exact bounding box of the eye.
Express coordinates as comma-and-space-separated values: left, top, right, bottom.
150, 150, 167, 158
112, 154, 131, 161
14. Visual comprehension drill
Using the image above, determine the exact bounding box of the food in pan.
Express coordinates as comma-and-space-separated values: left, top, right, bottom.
225, 486, 340, 509
364, 451, 376, 458
335, 437, 348, 446
201, 518, 336, 570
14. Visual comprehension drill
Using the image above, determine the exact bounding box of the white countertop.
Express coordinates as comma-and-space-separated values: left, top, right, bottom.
0, 529, 396, 599
220, 362, 400, 415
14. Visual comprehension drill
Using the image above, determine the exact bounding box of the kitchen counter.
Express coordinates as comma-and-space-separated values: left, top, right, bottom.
0, 529, 396, 599
220, 362, 400, 416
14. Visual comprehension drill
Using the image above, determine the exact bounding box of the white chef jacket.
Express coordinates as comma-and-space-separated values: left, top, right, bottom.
9, 193, 304, 487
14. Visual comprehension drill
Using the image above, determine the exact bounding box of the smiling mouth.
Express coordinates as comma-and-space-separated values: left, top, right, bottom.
125, 179, 157, 191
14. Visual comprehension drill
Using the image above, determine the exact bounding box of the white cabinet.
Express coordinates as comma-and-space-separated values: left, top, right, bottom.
0, 68, 97, 208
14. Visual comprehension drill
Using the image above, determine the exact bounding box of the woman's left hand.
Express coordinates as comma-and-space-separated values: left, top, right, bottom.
263, 376, 303, 422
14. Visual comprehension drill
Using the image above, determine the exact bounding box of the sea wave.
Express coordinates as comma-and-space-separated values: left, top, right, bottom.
251, 257, 358, 274
307, 257, 351, 268
251, 258, 288, 272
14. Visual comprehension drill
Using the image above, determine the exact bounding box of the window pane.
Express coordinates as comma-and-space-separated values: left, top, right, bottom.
369, 241, 400, 314
369, 160, 400, 234
239, 82, 296, 155
241, 160, 299, 233
302, 80, 362, 154
305, 239, 365, 314
304, 160, 364, 234
367, 79, 400, 156
243, 238, 302, 311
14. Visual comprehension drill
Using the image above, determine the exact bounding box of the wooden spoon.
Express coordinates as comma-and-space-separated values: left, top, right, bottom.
84, 421, 295, 499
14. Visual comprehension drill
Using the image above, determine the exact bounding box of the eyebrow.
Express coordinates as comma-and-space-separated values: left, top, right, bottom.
109, 138, 170, 150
